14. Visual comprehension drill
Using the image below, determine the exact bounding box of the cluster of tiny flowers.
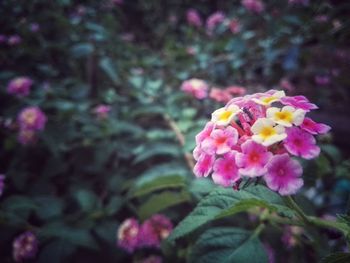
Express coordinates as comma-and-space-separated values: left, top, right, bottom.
206, 11, 225, 34
186, 9, 202, 28
210, 86, 246, 103
93, 104, 111, 120
117, 214, 173, 253
0, 174, 5, 197
17, 106, 47, 145
7, 77, 33, 97
181, 78, 209, 100
13, 231, 38, 262
241, 0, 265, 13
193, 90, 331, 195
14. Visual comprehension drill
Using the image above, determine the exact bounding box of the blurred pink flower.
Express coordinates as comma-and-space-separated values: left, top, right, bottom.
264, 243, 275, 263
226, 86, 246, 96
186, 46, 197, 55
117, 218, 140, 253
8, 35, 22, 45
264, 154, 303, 195
209, 88, 232, 103
279, 78, 295, 92
212, 152, 240, 187
241, 0, 265, 13
229, 19, 241, 34
18, 129, 37, 145
236, 140, 272, 177
13, 231, 38, 262
282, 226, 303, 248
0, 34, 7, 43
301, 117, 331, 135
93, 104, 111, 120
315, 75, 330, 86
17, 107, 47, 131
186, 9, 202, 27
121, 33, 135, 42
315, 15, 329, 23
7, 77, 33, 97
181, 78, 208, 99
284, 127, 320, 159
29, 23, 40, 32
139, 214, 173, 248
206, 11, 225, 33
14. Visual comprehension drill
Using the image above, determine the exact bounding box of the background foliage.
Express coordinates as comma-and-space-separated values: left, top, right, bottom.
1, 0, 350, 262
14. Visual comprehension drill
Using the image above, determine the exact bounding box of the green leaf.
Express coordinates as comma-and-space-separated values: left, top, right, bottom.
37, 240, 75, 263
39, 222, 98, 250
105, 196, 123, 216
168, 185, 294, 242
321, 252, 350, 263
133, 143, 181, 164
138, 191, 191, 220
134, 162, 189, 187
190, 227, 268, 263
71, 43, 94, 58
128, 175, 186, 198
99, 57, 119, 84
34, 196, 64, 221
74, 189, 99, 212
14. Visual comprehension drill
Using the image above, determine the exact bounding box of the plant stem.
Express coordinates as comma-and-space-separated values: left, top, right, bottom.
283, 196, 310, 223
283, 196, 350, 235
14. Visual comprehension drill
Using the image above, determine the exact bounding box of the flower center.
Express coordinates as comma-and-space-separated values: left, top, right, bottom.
275, 111, 292, 122
260, 126, 276, 139
23, 112, 36, 125
219, 111, 233, 122
262, 96, 276, 104
249, 152, 260, 163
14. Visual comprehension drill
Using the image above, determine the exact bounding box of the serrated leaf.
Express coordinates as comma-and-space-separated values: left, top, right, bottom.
168, 185, 294, 242
190, 227, 268, 263
138, 191, 191, 220
321, 252, 350, 263
128, 175, 186, 198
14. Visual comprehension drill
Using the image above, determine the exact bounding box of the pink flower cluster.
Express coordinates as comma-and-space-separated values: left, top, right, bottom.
181, 78, 209, 100
7, 77, 33, 97
93, 104, 111, 120
206, 11, 225, 34
193, 90, 330, 195
13, 231, 38, 262
17, 106, 47, 145
117, 214, 173, 253
210, 86, 246, 103
186, 9, 202, 28
241, 0, 265, 13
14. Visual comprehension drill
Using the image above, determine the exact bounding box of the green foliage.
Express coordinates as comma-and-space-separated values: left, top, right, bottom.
189, 227, 268, 263
169, 185, 294, 242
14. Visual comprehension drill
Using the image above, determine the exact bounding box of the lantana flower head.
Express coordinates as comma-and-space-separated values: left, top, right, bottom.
13, 231, 38, 262
206, 11, 225, 34
7, 77, 33, 97
186, 9, 202, 27
117, 218, 140, 253
17, 106, 47, 131
139, 214, 173, 248
241, 0, 265, 14
181, 78, 208, 100
193, 89, 330, 195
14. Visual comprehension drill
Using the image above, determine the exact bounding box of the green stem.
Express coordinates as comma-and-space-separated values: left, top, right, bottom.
251, 223, 265, 239
283, 196, 310, 223
283, 196, 350, 235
